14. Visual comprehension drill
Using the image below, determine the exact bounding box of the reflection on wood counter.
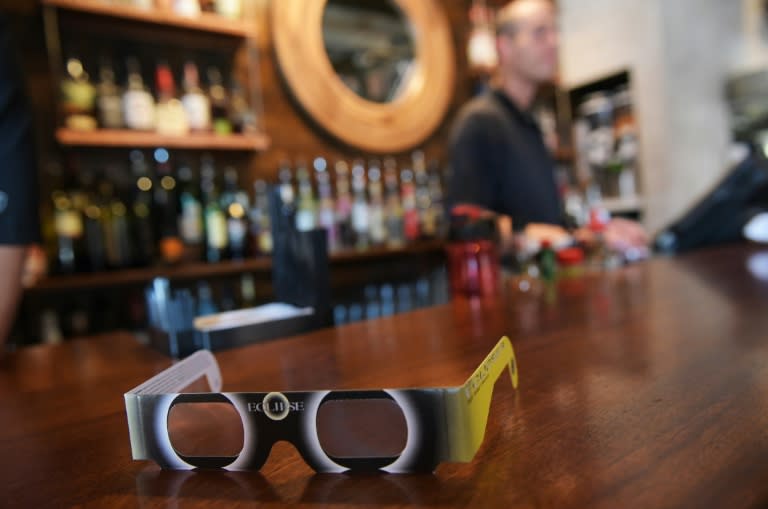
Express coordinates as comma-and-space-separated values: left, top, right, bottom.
2, 245, 768, 508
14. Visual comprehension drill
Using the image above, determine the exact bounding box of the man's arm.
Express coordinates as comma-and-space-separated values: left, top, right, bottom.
0, 19, 40, 345
0, 246, 25, 342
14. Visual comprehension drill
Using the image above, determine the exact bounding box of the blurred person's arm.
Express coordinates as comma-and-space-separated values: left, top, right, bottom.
0, 247, 25, 342
0, 18, 41, 345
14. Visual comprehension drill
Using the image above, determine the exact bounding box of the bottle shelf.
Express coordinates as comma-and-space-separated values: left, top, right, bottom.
55, 128, 271, 151
43, 0, 253, 38
27, 240, 447, 293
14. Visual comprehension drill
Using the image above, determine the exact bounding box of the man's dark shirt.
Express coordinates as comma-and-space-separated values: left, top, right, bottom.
0, 18, 39, 245
448, 88, 562, 230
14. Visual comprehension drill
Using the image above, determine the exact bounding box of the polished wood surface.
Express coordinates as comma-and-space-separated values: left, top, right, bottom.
44, 0, 253, 37
55, 128, 271, 151
3, 245, 768, 508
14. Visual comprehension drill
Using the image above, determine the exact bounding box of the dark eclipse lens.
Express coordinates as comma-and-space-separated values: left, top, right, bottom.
316, 398, 408, 458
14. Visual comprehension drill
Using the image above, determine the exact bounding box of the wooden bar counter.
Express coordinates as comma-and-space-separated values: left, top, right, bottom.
2, 244, 768, 508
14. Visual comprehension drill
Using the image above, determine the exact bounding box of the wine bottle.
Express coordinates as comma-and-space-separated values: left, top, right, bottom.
79, 170, 107, 272
383, 158, 405, 248
334, 160, 354, 249
207, 67, 232, 134
181, 61, 211, 132
196, 281, 218, 316
278, 162, 295, 214
123, 58, 156, 131
351, 160, 370, 250
177, 162, 204, 262
201, 156, 228, 263
230, 78, 256, 133
239, 273, 257, 308
51, 166, 85, 274
221, 167, 249, 260
412, 150, 434, 239
97, 176, 132, 269
96, 56, 123, 129
401, 167, 420, 242
428, 159, 447, 238
314, 157, 338, 251
295, 160, 317, 232
155, 62, 189, 136
61, 56, 97, 131
153, 148, 184, 264
367, 160, 386, 246
249, 179, 272, 256
129, 150, 156, 266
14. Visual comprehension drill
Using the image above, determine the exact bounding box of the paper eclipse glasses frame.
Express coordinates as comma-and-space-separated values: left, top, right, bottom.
125, 337, 518, 473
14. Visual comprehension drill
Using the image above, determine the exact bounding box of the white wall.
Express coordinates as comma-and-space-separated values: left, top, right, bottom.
559, 0, 743, 233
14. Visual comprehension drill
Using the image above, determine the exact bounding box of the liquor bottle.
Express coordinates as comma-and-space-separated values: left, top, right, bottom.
314, 157, 338, 251
428, 160, 447, 238
96, 57, 123, 129
97, 176, 132, 269
173, 0, 201, 17
79, 170, 107, 272
383, 158, 404, 248
129, 150, 155, 266
122, 58, 156, 131
51, 167, 85, 273
334, 160, 354, 248
230, 79, 257, 133
60, 56, 97, 131
239, 273, 256, 308
215, 0, 242, 19
208, 67, 232, 134
153, 148, 184, 264
177, 162, 204, 262
350, 160, 370, 250
221, 167, 249, 260
201, 156, 228, 263
367, 160, 386, 246
220, 283, 237, 311
181, 61, 211, 132
295, 160, 317, 232
466, 0, 498, 73
412, 150, 434, 239
155, 62, 189, 136
401, 167, 420, 242
196, 281, 218, 316
278, 162, 295, 213
248, 179, 272, 256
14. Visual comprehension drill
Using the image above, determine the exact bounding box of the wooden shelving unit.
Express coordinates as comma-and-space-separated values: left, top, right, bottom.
56, 128, 271, 151
43, 0, 253, 37
28, 241, 447, 293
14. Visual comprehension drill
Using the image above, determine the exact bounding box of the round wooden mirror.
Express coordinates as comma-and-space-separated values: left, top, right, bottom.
271, 0, 456, 154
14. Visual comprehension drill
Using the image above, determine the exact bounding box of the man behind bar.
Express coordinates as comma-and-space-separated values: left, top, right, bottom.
0, 17, 39, 344
449, 0, 647, 251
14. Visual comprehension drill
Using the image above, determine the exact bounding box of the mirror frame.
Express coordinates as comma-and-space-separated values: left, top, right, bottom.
271, 0, 456, 154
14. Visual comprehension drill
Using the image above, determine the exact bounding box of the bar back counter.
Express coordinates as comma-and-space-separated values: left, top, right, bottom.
2, 245, 768, 508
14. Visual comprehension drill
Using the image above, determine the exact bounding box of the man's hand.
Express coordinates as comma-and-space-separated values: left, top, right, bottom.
603, 218, 649, 252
